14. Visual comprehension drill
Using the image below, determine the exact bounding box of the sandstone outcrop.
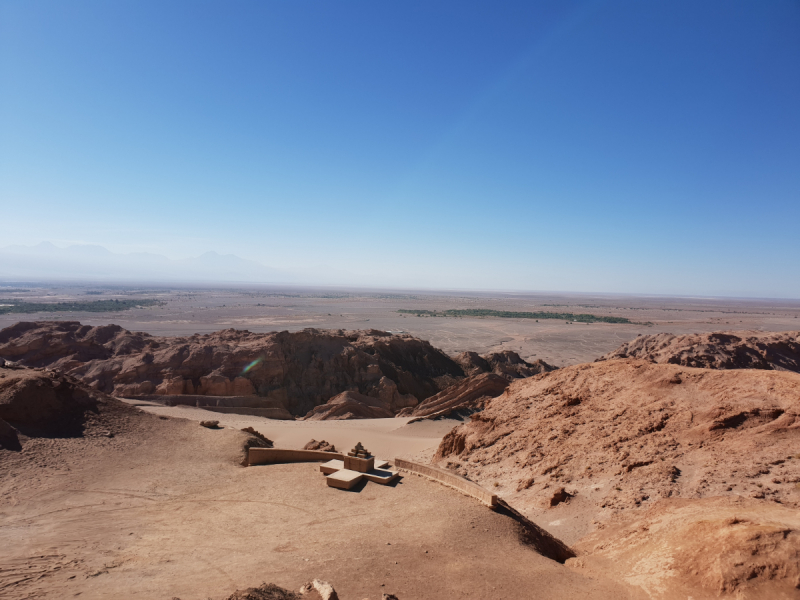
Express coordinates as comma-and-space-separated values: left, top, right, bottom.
0, 363, 138, 449
0, 322, 467, 417
398, 373, 509, 419
435, 359, 800, 510
303, 439, 336, 452
303, 390, 394, 420
599, 329, 800, 372
1, 365, 102, 439
434, 359, 800, 598
455, 350, 556, 380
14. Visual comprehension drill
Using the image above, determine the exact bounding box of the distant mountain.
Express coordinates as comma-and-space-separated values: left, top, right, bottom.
0, 242, 299, 284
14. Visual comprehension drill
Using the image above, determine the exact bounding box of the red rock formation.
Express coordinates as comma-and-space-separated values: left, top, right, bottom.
435, 359, 800, 510
0, 363, 134, 449
303, 391, 394, 420
0, 322, 466, 417
303, 439, 336, 452
599, 330, 800, 372
433, 359, 800, 598
455, 350, 555, 380
399, 373, 509, 419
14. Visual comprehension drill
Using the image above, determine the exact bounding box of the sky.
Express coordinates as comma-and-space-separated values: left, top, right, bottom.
1, 1, 799, 297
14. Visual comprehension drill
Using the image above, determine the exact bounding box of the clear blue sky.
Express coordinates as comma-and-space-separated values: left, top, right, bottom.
2, 1, 799, 296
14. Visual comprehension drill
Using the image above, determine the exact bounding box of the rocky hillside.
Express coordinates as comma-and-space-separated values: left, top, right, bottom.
434, 359, 800, 598
0, 322, 468, 417
570, 495, 800, 600
0, 363, 137, 450
598, 330, 800, 372
436, 359, 800, 509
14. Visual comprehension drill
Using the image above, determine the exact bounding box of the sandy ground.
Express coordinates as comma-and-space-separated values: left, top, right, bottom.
0, 407, 639, 600
2, 285, 799, 366
123, 399, 461, 463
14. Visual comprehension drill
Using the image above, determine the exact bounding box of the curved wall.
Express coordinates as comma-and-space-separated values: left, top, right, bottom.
394, 458, 498, 507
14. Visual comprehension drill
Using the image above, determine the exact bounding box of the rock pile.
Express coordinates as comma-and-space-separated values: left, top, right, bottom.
303, 439, 336, 452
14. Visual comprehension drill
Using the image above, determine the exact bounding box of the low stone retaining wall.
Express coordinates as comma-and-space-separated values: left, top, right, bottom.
248, 448, 345, 465
203, 406, 294, 419
394, 459, 498, 507
122, 394, 294, 419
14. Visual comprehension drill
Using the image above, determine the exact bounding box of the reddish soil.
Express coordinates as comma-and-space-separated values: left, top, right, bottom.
570, 496, 800, 600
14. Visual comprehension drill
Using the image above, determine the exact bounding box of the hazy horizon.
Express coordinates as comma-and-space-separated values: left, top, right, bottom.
3, 240, 800, 302
2, 2, 799, 297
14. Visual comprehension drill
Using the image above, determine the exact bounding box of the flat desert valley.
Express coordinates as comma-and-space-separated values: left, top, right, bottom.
2, 284, 800, 600
2, 284, 799, 367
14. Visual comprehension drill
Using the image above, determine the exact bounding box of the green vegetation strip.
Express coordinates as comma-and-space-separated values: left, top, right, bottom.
0, 299, 163, 314
397, 308, 632, 324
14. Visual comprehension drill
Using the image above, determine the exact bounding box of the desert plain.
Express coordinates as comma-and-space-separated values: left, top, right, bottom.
1, 284, 800, 600
2, 284, 799, 365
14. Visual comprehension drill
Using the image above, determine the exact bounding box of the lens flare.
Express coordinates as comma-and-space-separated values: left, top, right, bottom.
241, 357, 262, 374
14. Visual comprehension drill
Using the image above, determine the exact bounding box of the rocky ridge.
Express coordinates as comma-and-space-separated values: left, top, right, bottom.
303, 391, 395, 420
455, 350, 556, 380
398, 373, 509, 419
0, 321, 550, 420
0, 321, 466, 418
436, 359, 800, 509
599, 330, 800, 372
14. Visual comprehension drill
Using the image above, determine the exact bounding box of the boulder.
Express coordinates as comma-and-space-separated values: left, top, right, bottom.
303, 439, 336, 452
